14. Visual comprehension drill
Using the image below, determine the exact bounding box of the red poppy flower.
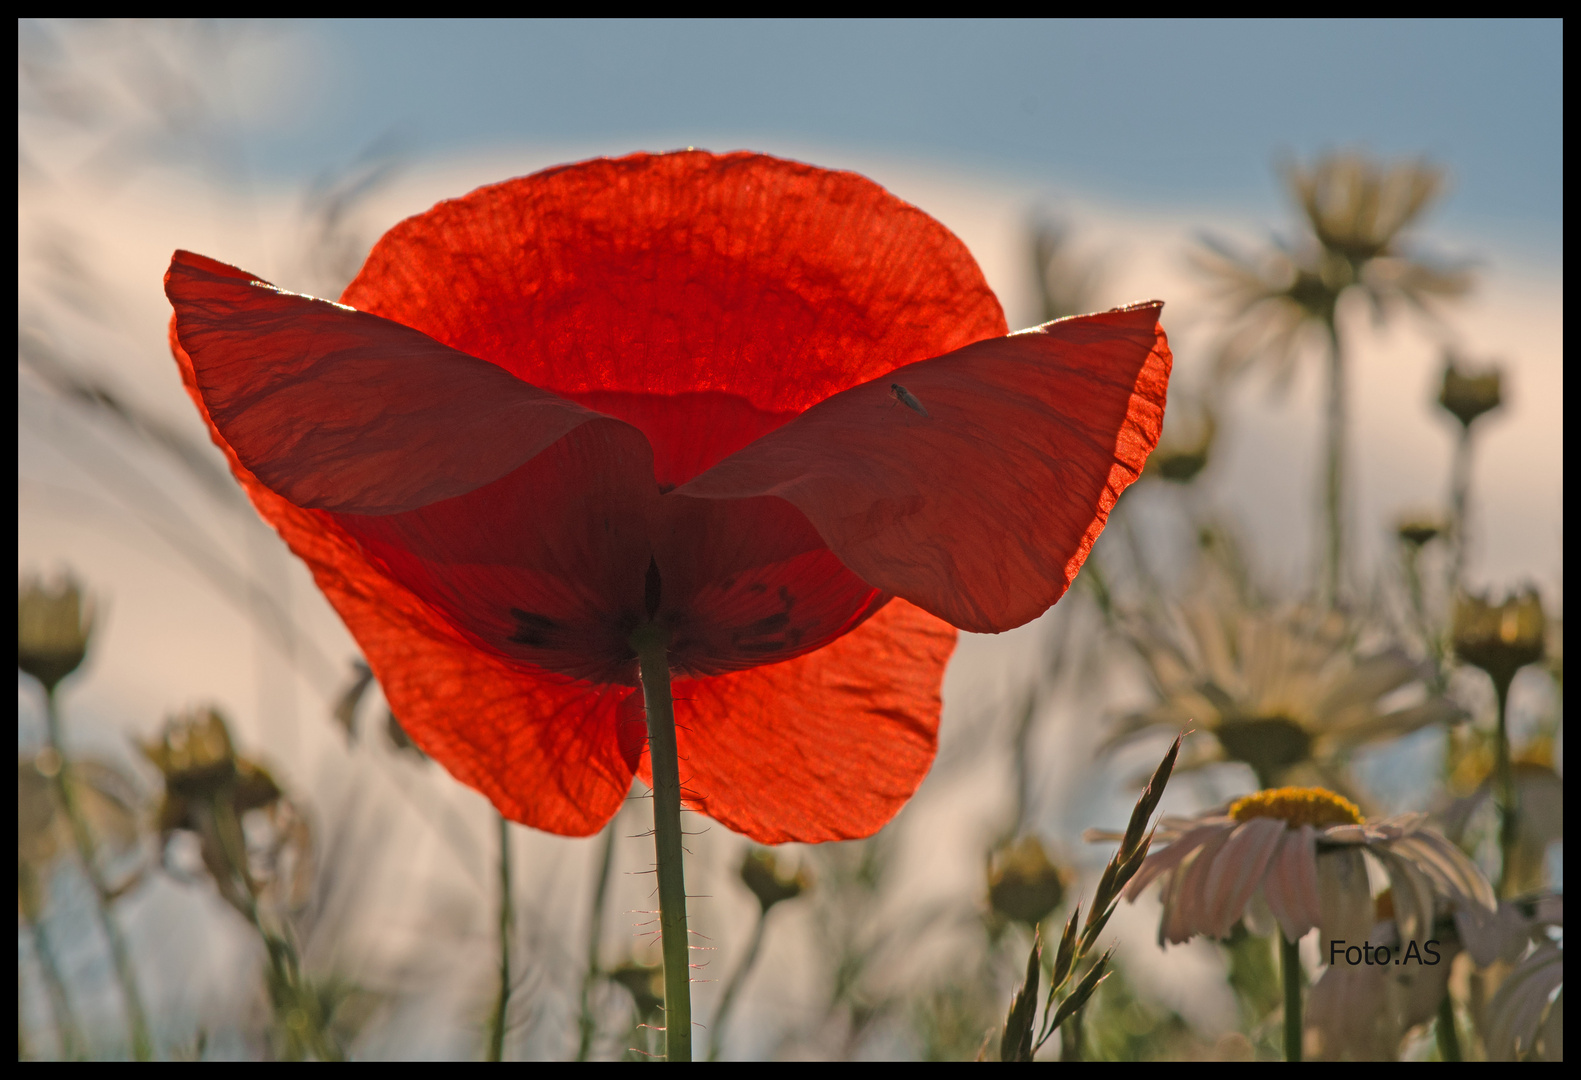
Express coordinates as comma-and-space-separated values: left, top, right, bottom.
165, 151, 1169, 844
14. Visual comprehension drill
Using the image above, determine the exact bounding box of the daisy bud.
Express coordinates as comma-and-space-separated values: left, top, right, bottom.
1438, 357, 1503, 429
988, 836, 1068, 928
1395, 514, 1446, 549
1144, 401, 1215, 485
609, 959, 665, 1019
1452, 589, 1545, 690
18, 574, 94, 693
143, 708, 282, 825
739, 849, 810, 913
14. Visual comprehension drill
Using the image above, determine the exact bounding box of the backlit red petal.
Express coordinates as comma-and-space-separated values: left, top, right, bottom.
166, 250, 652, 515
637, 598, 956, 843
678, 304, 1171, 633
338, 152, 1007, 486
169, 323, 638, 835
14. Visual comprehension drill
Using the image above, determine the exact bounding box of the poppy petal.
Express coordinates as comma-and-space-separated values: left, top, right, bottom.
165, 250, 655, 516
169, 322, 639, 836
650, 493, 886, 677
677, 304, 1171, 633
638, 598, 956, 844
338, 152, 1008, 485
331, 424, 660, 684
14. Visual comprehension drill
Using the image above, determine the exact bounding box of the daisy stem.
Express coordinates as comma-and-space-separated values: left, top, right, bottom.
43, 688, 152, 1061
24, 909, 82, 1060
487, 814, 514, 1062
576, 821, 617, 1062
1321, 316, 1347, 610
1434, 989, 1462, 1062
1492, 674, 1517, 897
708, 906, 768, 1061
634, 626, 692, 1062
1280, 934, 1302, 1063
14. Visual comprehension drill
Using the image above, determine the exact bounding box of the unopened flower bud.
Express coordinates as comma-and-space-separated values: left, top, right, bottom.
1395, 514, 1446, 549
142, 708, 239, 798
1144, 401, 1215, 485
18, 575, 94, 693
608, 959, 665, 1018
1438, 358, 1503, 429
739, 848, 810, 912
987, 836, 1067, 927
1453, 589, 1545, 690
143, 708, 282, 816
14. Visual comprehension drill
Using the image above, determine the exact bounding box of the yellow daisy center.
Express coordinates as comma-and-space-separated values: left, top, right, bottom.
1229, 786, 1364, 829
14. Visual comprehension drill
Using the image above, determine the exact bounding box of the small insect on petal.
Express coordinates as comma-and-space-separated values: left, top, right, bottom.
890, 382, 930, 418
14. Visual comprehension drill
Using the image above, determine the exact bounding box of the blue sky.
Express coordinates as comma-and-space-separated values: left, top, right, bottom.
251, 19, 1562, 257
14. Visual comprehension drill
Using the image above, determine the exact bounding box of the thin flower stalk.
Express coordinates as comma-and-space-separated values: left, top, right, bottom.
1321, 320, 1345, 608
1195, 154, 1470, 608
206, 791, 341, 1062
41, 690, 152, 1061
1279, 934, 1305, 1061
1452, 590, 1546, 897
23, 914, 82, 1061
576, 822, 617, 1062
1448, 423, 1474, 592
707, 909, 767, 1061
486, 814, 514, 1062
633, 625, 691, 1062
1435, 990, 1462, 1062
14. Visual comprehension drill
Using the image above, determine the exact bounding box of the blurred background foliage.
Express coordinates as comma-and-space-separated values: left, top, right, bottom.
18, 19, 1560, 1062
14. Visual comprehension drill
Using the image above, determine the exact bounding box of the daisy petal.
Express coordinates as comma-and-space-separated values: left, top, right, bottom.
1201, 817, 1286, 938
1373, 849, 1437, 947
1391, 830, 1497, 913
1314, 848, 1373, 948
1164, 821, 1237, 943
1125, 821, 1231, 901
1261, 825, 1321, 942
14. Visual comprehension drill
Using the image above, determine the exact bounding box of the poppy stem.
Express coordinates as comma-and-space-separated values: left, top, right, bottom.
1280, 933, 1303, 1062
633, 626, 692, 1062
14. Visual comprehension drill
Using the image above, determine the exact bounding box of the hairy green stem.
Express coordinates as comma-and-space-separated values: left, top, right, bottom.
487, 814, 514, 1062
576, 822, 618, 1061
43, 689, 152, 1061
708, 908, 768, 1061
634, 626, 691, 1061
1435, 989, 1462, 1062
1321, 318, 1346, 609
1280, 934, 1303, 1062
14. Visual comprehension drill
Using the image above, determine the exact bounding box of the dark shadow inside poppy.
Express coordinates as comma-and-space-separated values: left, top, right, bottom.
654, 493, 888, 678
330, 423, 657, 685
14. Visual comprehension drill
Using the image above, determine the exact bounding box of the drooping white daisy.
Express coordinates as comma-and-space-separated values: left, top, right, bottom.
1122, 787, 1495, 948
